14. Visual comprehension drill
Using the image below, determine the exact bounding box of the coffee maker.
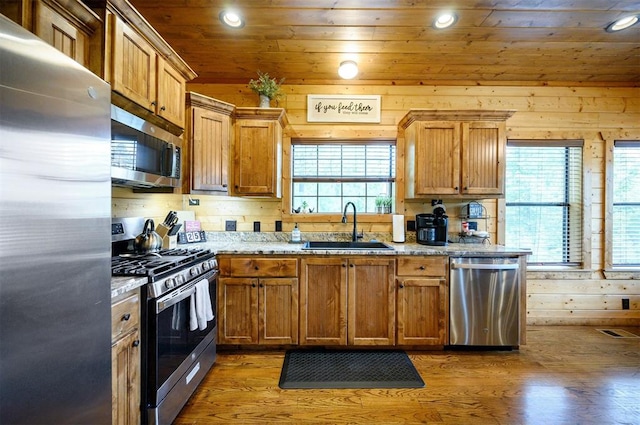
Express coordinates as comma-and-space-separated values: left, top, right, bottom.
416, 205, 448, 246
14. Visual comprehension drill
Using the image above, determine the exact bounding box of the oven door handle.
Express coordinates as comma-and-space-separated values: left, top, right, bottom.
156, 284, 196, 314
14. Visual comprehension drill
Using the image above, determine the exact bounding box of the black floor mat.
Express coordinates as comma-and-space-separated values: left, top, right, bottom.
278, 349, 425, 389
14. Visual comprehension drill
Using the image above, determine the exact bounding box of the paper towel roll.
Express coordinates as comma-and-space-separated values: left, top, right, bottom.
392, 214, 405, 243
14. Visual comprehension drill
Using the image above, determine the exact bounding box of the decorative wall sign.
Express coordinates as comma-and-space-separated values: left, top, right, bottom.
307, 94, 381, 123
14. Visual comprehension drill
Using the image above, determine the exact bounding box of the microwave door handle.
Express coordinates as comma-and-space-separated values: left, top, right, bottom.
162, 143, 174, 177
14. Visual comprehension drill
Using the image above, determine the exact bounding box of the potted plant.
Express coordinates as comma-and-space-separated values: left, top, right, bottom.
375, 196, 385, 214
383, 196, 393, 214
248, 71, 284, 107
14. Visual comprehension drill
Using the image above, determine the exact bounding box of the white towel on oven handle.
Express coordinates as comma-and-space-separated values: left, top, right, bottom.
189, 279, 214, 331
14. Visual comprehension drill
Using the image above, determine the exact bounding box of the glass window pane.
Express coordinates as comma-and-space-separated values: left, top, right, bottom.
292, 141, 395, 213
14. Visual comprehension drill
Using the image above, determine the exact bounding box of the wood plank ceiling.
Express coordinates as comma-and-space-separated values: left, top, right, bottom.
128, 0, 640, 86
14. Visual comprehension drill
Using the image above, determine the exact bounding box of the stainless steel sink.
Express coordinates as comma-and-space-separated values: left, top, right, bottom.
302, 241, 394, 250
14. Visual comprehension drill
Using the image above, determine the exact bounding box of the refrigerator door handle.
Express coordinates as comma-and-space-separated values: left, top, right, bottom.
451, 263, 519, 270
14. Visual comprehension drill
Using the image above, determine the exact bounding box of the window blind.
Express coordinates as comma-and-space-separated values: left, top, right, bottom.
505, 140, 583, 266
291, 141, 395, 213
612, 141, 640, 266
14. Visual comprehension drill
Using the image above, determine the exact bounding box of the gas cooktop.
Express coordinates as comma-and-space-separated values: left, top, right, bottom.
111, 248, 214, 279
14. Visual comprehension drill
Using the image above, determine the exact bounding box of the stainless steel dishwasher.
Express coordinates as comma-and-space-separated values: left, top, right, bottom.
449, 257, 520, 347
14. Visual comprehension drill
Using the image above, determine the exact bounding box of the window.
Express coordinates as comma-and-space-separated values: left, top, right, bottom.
505, 140, 583, 266
291, 140, 396, 213
612, 141, 640, 266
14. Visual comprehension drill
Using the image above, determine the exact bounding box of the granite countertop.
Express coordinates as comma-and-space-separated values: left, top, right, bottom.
111, 232, 531, 298
194, 240, 531, 257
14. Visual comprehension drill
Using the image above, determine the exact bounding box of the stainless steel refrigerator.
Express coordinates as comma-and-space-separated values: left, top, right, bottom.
0, 15, 112, 424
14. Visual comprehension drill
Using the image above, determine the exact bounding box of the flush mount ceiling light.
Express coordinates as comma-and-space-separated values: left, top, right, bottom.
219, 9, 245, 28
338, 60, 358, 79
433, 12, 457, 29
606, 14, 639, 32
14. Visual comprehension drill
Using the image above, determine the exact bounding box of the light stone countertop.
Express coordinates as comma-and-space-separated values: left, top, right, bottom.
111, 232, 531, 298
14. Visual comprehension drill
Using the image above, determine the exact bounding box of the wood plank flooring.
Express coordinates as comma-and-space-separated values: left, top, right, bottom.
173, 326, 640, 424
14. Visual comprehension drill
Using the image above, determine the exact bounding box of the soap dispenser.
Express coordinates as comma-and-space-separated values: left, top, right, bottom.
291, 223, 301, 243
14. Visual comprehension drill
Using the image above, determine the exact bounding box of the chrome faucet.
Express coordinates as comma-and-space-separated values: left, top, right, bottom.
342, 202, 360, 242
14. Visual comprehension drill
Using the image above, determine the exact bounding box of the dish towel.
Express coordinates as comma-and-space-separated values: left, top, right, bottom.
189, 279, 214, 331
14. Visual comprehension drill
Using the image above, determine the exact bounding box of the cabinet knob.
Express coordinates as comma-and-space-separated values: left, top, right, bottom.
252, 283, 256, 288
419, 266, 425, 270
259, 283, 264, 288
160, 105, 166, 111
121, 313, 131, 321
254, 266, 259, 270
151, 101, 157, 106
132, 340, 140, 348
349, 264, 354, 268
454, 186, 459, 191
399, 284, 404, 289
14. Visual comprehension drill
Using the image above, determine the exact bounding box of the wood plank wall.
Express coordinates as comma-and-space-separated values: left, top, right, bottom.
112, 83, 640, 326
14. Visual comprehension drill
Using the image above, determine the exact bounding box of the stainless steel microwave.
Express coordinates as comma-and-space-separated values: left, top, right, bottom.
110, 105, 181, 188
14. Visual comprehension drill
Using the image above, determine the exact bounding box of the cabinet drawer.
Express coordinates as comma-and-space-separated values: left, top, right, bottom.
221, 257, 298, 277
111, 292, 140, 341
397, 256, 447, 277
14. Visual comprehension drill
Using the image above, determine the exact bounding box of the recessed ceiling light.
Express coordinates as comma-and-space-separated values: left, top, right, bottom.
219, 10, 245, 28
606, 14, 639, 32
338, 61, 358, 79
433, 12, 457, 29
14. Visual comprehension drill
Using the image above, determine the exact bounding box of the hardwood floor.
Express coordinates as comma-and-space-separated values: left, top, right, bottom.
174, 326, 640, 424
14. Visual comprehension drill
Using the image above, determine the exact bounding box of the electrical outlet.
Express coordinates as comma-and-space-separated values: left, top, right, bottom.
622, 298, 630, 310
188, 198, 200, 206
253, 221, 260, 232
225, 220, 236, 231
275, 220, 282, 232
407, 220, 416, 231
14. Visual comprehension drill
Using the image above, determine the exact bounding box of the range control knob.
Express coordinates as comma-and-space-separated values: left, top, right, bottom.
202, 261, 210, 271
164, 278, 175, 289
175, 275, 185, 285
190, 265, 200, 276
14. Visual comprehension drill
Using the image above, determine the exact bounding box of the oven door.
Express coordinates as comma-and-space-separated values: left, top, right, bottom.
147, 269, 217, 407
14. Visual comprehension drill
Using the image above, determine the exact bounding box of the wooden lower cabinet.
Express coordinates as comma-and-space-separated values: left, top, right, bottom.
396, 256, 448, 345
218, 277, 298, 344
111, 290, 141, 425
300, 257, 396, 346
218, 256, 299, 345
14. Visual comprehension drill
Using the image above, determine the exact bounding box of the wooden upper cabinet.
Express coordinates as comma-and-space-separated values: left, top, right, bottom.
156, 56, 186, 126
1, 0, 102, 72
400, 110, 515, 198
232, 108, 289, 197
110, 15, 157, 111
184, 92, 235, 194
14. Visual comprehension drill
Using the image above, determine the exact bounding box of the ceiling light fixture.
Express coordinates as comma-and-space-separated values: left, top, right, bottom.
606, 14, 639, 32
338, 60, 358, 79
219, 10, 245, 28
433, 12, 457, 29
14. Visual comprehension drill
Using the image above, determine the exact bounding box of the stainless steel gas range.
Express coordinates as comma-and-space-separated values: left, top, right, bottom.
112, 217, 217, 425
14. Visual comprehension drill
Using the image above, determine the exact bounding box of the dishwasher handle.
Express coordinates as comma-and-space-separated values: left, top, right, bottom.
451, 262, 519, 271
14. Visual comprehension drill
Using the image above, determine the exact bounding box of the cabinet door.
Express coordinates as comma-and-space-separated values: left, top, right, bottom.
34, 1, 88, 66
348, 258, 396, 346
112, 329, 140, 425
259, 278, 299, 344
233, 119, 277, 196
218, 277, 258, 344
415, 121, 461, 195
156, 57, 186, 127
462, 121, 505, 195
300, 258, 348, 345
396, 277, 447, 345
191, 106, 230, 192
111, 15, 157, 112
